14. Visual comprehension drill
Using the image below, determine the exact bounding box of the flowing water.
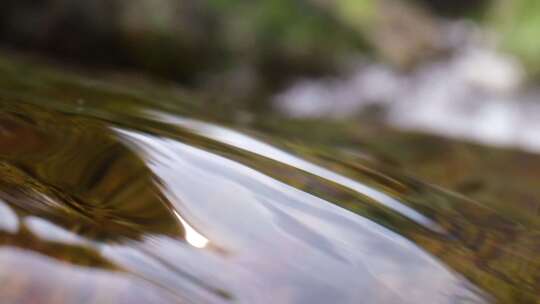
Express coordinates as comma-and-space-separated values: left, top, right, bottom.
0, 56, 539, 303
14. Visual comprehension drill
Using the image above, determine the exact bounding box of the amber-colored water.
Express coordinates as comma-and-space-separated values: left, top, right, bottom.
0, 56, 539, 303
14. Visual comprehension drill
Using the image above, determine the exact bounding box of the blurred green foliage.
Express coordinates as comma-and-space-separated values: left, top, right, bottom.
490, 0, 540, 76
2, 0, 540, 80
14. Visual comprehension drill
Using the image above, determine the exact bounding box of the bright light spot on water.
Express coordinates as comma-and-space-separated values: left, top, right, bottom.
173, 211, 209, 249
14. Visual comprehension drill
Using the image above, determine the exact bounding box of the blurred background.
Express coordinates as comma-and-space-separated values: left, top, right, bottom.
1, 0, 539, 153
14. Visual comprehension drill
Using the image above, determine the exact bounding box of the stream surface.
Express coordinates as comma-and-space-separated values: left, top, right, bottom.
0, 59, 539, 303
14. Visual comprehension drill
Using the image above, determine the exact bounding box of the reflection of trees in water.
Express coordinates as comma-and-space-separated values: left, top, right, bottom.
0, 105, 185, 244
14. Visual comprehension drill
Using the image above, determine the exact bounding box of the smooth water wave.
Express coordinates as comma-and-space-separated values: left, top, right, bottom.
1, 100, 537, 303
